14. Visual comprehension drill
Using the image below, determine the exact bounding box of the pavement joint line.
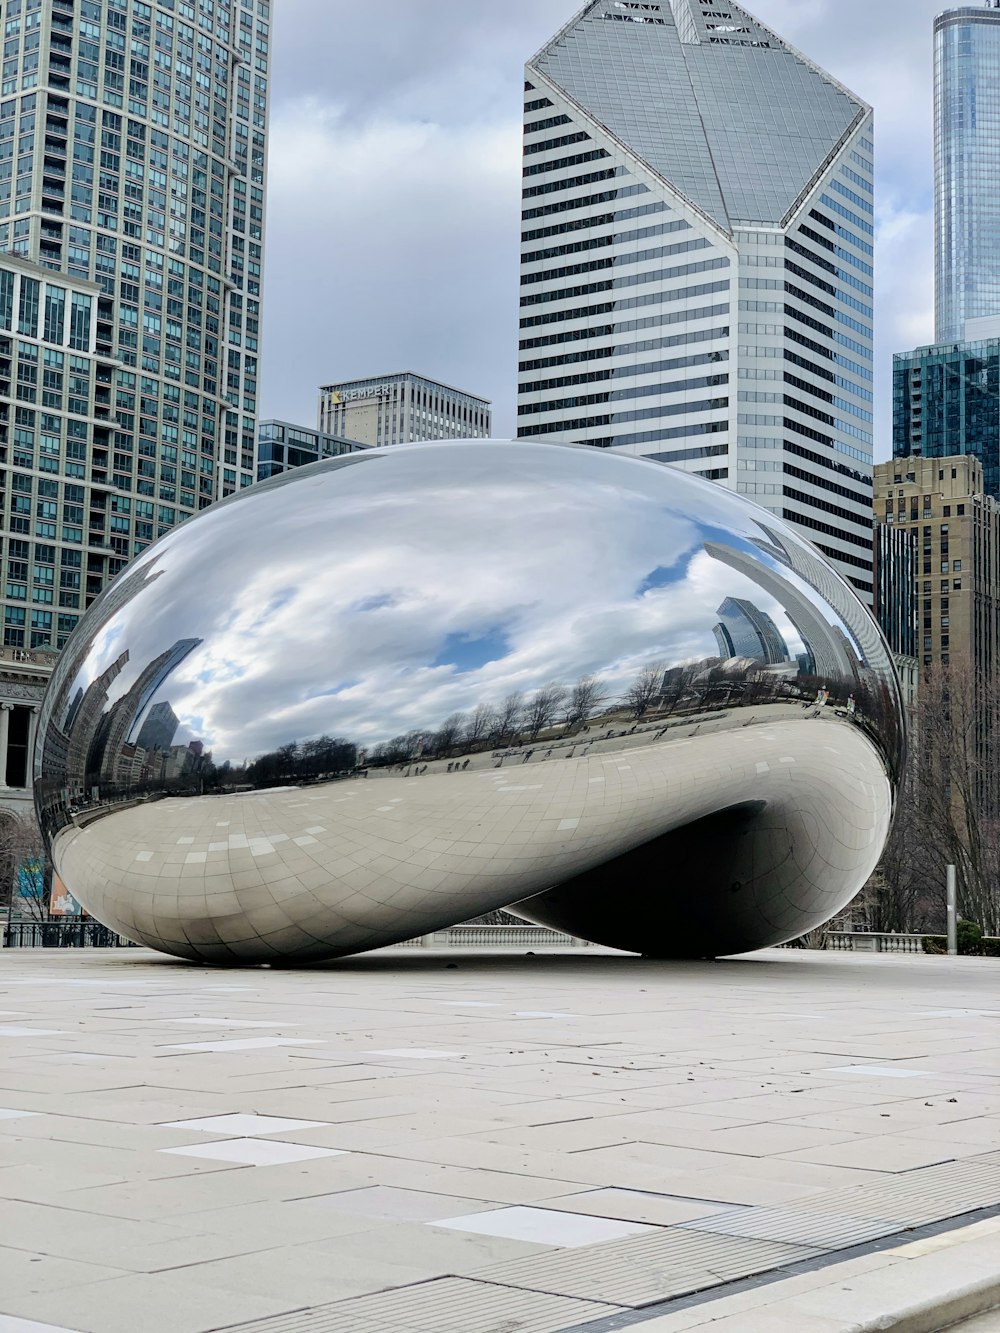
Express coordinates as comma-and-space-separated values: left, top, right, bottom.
549, 1202, 1000, 1333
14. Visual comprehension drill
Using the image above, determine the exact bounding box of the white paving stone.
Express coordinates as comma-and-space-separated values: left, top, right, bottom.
432, 1204, 656, 1247
159, 1140, 346, 1166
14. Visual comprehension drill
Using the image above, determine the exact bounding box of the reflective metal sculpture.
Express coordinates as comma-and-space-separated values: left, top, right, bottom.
35, 441, 904, 963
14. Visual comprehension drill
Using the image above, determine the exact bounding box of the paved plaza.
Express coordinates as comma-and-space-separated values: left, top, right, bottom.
0, 947, 997, 1332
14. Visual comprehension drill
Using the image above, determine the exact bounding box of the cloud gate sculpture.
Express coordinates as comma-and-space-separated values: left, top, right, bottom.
35, 441, 904, 963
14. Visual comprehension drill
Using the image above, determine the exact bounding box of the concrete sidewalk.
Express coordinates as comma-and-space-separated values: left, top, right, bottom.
0, 947, 997, 1333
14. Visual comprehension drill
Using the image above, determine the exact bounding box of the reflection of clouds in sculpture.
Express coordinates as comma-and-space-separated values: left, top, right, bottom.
54, 449, 848, 763
165, 541, 792, 760
89, 465, 719, 761
36, 441, 904, 966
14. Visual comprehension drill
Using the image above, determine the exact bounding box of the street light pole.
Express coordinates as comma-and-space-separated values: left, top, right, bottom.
946, 864, 958, 956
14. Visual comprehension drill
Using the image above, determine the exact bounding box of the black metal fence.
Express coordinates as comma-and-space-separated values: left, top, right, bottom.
3, 920, 138, 949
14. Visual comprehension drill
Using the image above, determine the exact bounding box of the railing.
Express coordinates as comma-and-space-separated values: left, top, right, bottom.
825, 931, 928, 953
3, 920, 139, 949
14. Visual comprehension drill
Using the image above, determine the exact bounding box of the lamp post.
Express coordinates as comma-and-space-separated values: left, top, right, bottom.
946, 864, 958, 956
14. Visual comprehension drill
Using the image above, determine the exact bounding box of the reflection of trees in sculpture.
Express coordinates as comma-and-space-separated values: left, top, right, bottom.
234, 651, 816, 783
433, 714, 466, 754
464, 703, 493, 748
245, 735, 357, 786
565, 675, 608, 728
491, 692, 525, 744
624, 663, 665, 718
524, 684, 567, 740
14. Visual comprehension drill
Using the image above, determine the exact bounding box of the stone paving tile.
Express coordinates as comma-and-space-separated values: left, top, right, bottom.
220, 1278, 613, 1333
0, 949, 998, 1333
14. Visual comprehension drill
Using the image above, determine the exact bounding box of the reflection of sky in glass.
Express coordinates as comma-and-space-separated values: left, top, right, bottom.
52, 444, 875, 765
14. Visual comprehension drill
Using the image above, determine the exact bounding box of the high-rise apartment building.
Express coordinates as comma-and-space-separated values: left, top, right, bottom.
0, 0, 269, 646
0, 0, 269, 811
935, 1, 1000, 343
893, 338, 1000, 497
319, 373, 491, 448
517, 0, 876, 602
873, 455, 1000, 680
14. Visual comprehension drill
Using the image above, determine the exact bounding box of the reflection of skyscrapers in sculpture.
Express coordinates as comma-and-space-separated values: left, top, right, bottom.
63, 652, 130, 788
748, 524, 887, 670
705, 541, 853, 683
135, 703, 181, 754
713, 598, 789, 665
73, 639, 203, 793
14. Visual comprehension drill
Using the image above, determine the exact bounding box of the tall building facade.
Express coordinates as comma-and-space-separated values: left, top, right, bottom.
893, 338, 1000, 497
935, 1, 1000, 343
319, 373, 491, 448
0, 0, 270, 811
874, 455, 1000, 677
517, 0, 876, 603
0, 0, 269, 647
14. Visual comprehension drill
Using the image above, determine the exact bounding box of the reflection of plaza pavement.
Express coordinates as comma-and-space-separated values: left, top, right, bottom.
53, 713, 890, 960
0, 949, 997, 1331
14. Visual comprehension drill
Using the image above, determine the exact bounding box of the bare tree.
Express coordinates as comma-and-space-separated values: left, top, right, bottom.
524, 684, 567, 740
892, 661, 1000, 935
624, 663, 664, 719
463, 703, 493, 749
0, 810, 50, 921
565, 675, 608, 728
433, 713, 466, 756
490, 692, 524, 743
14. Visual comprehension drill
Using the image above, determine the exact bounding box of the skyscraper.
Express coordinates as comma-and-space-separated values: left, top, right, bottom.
935, 1, 1000, 343
517, 0, 876, 603
0, 0, 270, 656
891, 3, 1000, 500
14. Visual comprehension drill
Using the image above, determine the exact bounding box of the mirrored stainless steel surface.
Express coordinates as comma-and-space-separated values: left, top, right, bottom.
35, 440, 904, 963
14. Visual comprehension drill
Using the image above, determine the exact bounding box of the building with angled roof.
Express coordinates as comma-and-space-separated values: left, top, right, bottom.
516, 0, 876, 603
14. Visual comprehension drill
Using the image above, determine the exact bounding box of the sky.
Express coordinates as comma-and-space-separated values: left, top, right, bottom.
260, 0, 947, 460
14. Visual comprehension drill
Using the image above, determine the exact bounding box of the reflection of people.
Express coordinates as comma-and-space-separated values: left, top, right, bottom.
847, 695, 856, 716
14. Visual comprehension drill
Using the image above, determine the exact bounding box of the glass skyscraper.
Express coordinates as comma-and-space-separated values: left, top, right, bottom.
893, 338, 1000, 497
892, 3, 1000, 498
517, 0, 876, 603
935, 2, 1000, 343
0, 0, 270, 657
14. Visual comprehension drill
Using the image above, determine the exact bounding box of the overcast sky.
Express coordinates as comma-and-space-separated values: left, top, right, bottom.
260, 0, 945, 459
